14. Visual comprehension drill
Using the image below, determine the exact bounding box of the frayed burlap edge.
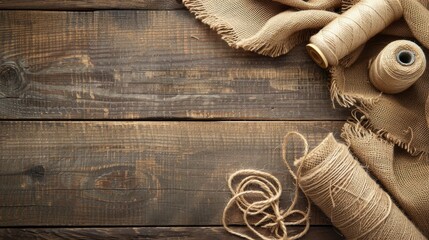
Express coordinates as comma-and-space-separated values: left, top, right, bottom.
329, 67, 380, 108
341, 120, 392, 148
236, 31, 312, 57
182, 0, 239, 47
330, 67, 423, 156
182, 0, 311, 57
342, 119, 428, 160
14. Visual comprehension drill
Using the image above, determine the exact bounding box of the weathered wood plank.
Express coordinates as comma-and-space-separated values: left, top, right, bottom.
0, 227, 344, 239
0, 121, 343, 226
0, 11, 348, 120
0, 0, 183, 10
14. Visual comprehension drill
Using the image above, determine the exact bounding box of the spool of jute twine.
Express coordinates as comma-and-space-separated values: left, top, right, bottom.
297, 133, 425, 239
223, 133, 425, 239
369, 40, 426, 94
306, 0, 403, 68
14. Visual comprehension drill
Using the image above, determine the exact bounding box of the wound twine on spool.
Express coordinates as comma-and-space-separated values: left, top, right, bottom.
223, 132, 425, 239
306, 0, 403, 68
369, 40, 426, 94
296, 133, 425, 239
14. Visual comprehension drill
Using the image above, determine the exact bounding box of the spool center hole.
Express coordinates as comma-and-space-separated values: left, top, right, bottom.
397, 50, 415, 66
306, 44, 328, 68
310, 50, 323, 65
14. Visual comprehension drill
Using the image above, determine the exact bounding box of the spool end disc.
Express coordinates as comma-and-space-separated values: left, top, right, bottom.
306, 44, 329, 69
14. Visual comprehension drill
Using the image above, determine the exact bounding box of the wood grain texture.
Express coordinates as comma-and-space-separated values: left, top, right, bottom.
0, 227, 344, 239
0, 121, 343, 226
0, 10, 348, 120
0, 0, 183, 10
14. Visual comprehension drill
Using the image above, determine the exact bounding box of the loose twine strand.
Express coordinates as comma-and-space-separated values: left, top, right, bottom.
222, 132, 311, 240
369, 40, 426, 94
223, 133, 424, 239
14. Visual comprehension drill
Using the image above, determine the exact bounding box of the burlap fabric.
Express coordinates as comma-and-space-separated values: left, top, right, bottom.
342, 122, 429, 237
331, 36, 429, 155
426, 96, 429, 127
183, 0, 339, 57
400, 0, 429, 48
327, 32, 429, 240
183, 0, 429, 56
184, 0, 429, 237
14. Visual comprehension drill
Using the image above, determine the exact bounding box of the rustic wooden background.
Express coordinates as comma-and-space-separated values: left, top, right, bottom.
0, 1, 349, 239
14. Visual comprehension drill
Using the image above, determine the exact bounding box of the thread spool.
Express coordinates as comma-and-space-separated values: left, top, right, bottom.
369, 40, 426, 94
296, 134, 425, 239
307, 0, 403, 68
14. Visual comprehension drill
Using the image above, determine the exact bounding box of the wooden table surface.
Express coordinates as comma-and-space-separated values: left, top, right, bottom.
0, 1, 349, 239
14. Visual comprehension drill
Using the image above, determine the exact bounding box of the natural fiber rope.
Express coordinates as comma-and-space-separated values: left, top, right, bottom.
307, 0, 403, 67
222, 132, 311, 240
297, 134, 425, 239
272, 0, 342, 10
299, 141, 391, 239
223, 133, 425, 239
369, 40, 426, 94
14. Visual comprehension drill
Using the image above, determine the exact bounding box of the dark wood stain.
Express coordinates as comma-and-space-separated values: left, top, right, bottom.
26, 165, 45, 182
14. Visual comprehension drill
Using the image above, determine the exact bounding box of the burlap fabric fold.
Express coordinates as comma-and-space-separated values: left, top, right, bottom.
342, 122, 429, 237
330, 36, 429, 155
400, 0, 429, 49
183, 0, 340, 57
183, 0, 429, 56
330, 34, 429, 237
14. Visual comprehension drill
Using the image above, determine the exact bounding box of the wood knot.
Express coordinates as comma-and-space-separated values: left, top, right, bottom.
81, 165, 160, 203
0, 62, 27, 97
26, 165, 45, 182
